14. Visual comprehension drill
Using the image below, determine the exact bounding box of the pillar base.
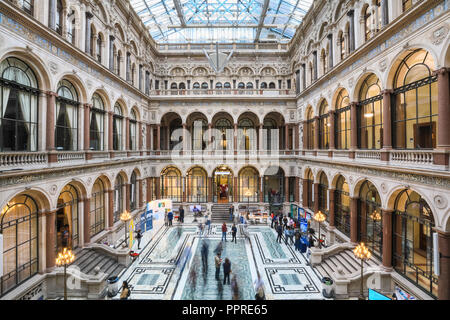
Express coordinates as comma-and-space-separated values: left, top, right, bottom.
48, 151, 57, 163
348, 151, 355, 159
433, 151, 449, 166
85, 151, 92, 160
380, 150, 390, 162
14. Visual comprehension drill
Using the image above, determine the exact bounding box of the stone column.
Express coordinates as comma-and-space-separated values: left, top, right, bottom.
259, 124, 264, 152
382, 209, 393, 269
329, 110, 336, 152
84, 103, 91, 151
109, 35, 115, 71
182, 177, 187, 203
45, 210, 56, 271
125, 118, 130, 151
234, 123, 238, 155
381, 0, 389, 26
260, 176, 264, 203
313, 183, 319, 213
208, 123, 212, 154
294, 177, 300, 203
156, 124, 161, 154
350, 197, 359, 244
233, 177, 238, 202
285, 124, 290, 154
328, 189, 335, 227
350, 102, 358, 159
434, 68, 450, 166
347, 10, 355, 52
302, 121, 308, 153
138, 179, 143, 208
155, 178, 161, 199
125, 183, 131, 211
314, 117, 320, 150
438, 230, 450, 300
46, 91, 57, 162
294, 124, 299, 155
85, 12, 93, 54
49, 0, 56, 30
285, 177, 289, 203
327, 34, 334, 69
83, 198, 90, 245
208, 177, 213, 203
146, 124, 151, 155
108, 189, 114, 228
146, 177, 152, 203
381, 90, 393, 161
108, 111, 113, 156
138, 122, 142, 152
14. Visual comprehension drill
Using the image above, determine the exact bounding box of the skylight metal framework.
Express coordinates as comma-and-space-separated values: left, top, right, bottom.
130, 0, 313, 43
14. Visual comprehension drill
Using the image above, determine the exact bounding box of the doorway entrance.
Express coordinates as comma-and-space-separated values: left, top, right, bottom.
213, 166, 233, 203
56, 184, 79, 253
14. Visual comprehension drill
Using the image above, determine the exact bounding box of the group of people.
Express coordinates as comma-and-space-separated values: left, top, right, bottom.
164, 206, 185, 227
221, 222, 238, 243
271, 212, 316, 251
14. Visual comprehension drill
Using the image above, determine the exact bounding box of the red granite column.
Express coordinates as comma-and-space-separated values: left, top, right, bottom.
138, 122, 143, 155
156, 124, 161, 155
381, 90, 393, 161
125, 183, 131, 211
350, 197, 359, 243
84, 104, 92, 160
146, 177, 152, 202
434, 68, 450, 166
302, 121, 307, 155
83, 198, 90, 245
350, 102, 358, 159
208, 177, 213, 203
382, 209, 393, 269
285, 124, 290, 154
329, 189, 335, 227
295, 177, 300, 203
314, 117, 319, 151
313, 183, 319, 213
45, 210, 56, 271
138, 179, 143, 208
329, 110, 335, 156
108, 189, 114, 228
285, 177, 289, 202
155, 178, 161, 199
302, 179, 308, 208
438, 230, 450, 300
46, 92, 57, 163
108, 111, 114, 158
146, 124, 151, 155
294, 124, 299, 155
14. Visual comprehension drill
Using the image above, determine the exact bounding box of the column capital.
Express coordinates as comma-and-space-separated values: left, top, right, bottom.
381, 209, 394, 215
349, 101, 358, 107
84, 103, 92, 109
432, 67, 450, 76
46, 91, 58, 97
381, 89, 393, 95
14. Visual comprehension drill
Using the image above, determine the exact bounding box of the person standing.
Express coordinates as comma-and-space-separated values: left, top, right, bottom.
276, 223, 283, 243
294, 230, 301, 251
201, 241, 209, 273
229, 205, 234, 222
135, 229, 143, 250
284, 227, 290, 245
270, 212, 275, 228
221, 222, 228, 242
168, 210, 173, 227
179, 206, 185, 223
215, 252, 222, 281
164, 210, 168, 226
231, 223, 237, 243
120, 281, 131, 300
223, 258, 231, 285
206, 211, 212, 233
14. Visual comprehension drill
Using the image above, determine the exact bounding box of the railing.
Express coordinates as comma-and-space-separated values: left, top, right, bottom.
317, 150, 329, 157
304, 150, 316, 157
390, 150, 433, 166
0, 152, 48, 169
150, 89, 295, 97
356, 150, 381, 161
128, 151, 141, 157
57, 151, 85, 163
157, 42, 289, 52
113, 151, 128, 158
90, 151, 110, 160
333, 150, 350, 158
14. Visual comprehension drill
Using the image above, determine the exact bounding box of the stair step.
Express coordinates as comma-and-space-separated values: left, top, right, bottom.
109, 264, 125, 278
332, 254, 357, 273
85, 255, 111, 274
74, 251, 96, 268
343, 250, 372, 268
100, 259, 117, 274
105, 262, 121, 276
81, 254, 105, 273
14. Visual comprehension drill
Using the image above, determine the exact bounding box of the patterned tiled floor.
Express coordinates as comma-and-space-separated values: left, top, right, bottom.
114, 223, 324, 300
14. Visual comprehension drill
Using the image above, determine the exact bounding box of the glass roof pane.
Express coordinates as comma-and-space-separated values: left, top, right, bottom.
130, 0, 313, 43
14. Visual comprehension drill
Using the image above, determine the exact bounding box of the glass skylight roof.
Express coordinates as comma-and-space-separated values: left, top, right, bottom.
130, 0, 313, 44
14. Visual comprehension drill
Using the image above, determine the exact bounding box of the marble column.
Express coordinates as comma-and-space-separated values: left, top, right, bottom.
313, 183, 319, 213
155, 178, 161, 199
347, 10, 355, 52
146, 177, 152, 203
381, 0, 389, 26
294, 124, 299, 154
302, 179, 308, 208
295, 177, 300, 203
302, 121, 308, 153
125, 118, 130, 151
259, 124, 264, 152
329, 110, 336, 151
46, 91, 57, 162
382, 209, 393, 269
234, 123, 238, 155
156, 124, 161, 154
327, 34, 334, 69
125, 183, 131, 211
138, 122, 142, 152
328, 189, 335, 227
49, 0, 56, 30
45, 210, 57, 271
284, 177, 289, 203
438, 230, 450, 300
84, 103, 91, 151
314, 117, 320, 150
85, 11, 93, 54
350, 197, 359, 243
285, 124, 290, 153
350, 102, 358, 158
260, 176, 264, 203
109, 36, 115, 71
108, 111, 113, 155
146, 124, 151, 155
138, 179, 143, 208
434, 68, 450, 166
208, 177, 213, 203
381, 90, 393, 161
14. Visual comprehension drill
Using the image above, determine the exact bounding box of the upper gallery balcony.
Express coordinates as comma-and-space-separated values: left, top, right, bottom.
149, 88, 296, 99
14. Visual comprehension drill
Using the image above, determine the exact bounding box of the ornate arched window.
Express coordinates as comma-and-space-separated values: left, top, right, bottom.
130, 171, 137, 211
358, 181, 382, 258
113, 103, 123, 150
260, 82, 267, 89
238, 167, 259, 203
66, 9, 76, 45
0, 57, 39, 152
186, 167, 208, 203
129, 109, 137, 151
161, 167, 182, 202
90, 179, 105, 237
238, 118, 255, 151
224, 82, 231, 89
335, 89, 351, 150
56, 79, 79, 151
179, 82, 186, 90
193, 82, 200, 89
191, 118, 207, 151
201, 82, 208, 90
304, 169, 314, 210
57, 184, 79, 250
0, 194, 39, 296
393, 189, 437, 297
358, 74, 383, 149
318, 100, 329, 149
114, 175, 124, 222
263, 118, 277, 151
215, 82, 223, 89
334, 176, 350, 237
215, 118, 232, 151
246, 82, 253, 89
318, 172, 329, 221
269, 82, 276, 89
170, 83, 177, 90
393, 49, 437, 149
90, 93, 105, 151
238, 82, 245, 89
96, 34, 102, 63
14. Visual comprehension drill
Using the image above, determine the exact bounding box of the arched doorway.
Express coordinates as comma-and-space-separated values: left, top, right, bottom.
90, 178, 106, 237
56, 184, 80, 252
238, 167, 259, 203
213, 165, 233, 203
304, 169, 314, 211
186, 167, 208, 203
264, 167, 284, 205
0, 194, 39, 296
161, 167, 182, 202
358, 180, 382, 258
393, 190, 438, 297
334, 175, 350, 237
317, 172, 329, 220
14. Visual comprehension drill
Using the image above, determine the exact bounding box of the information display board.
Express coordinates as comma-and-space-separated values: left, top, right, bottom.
145, 203, 153, 231
368, 289, 391, 300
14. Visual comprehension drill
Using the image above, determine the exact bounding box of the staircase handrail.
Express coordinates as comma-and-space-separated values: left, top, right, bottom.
310, 242, 355, 266
85, 243, 131, 267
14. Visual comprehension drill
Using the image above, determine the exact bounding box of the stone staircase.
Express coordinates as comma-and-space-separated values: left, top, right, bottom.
70, 248, 126, 278
211, 204, 233, 223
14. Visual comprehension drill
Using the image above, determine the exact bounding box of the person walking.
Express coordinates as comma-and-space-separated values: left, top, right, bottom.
284, 226, 290, 245
206, 211, 212, 233
168, 210, 174, 227
254, 271, 265, 300
120, 281, 131, 300
201, 241, 209, 273
215, 252, 222, 281
229, 205, 234, 222
223, 258, 231, 285
164, 210, 168, 226
231, 223, 237, 243
135, 229, 143, 250
231, 274, 239, 300
276, 223, 283, 243
221, 222, 228, 242
294, 230, 301, 251
270, 212, 275, 228
179, 206, 185, 223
